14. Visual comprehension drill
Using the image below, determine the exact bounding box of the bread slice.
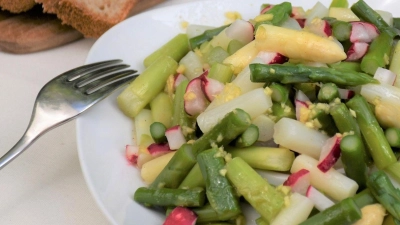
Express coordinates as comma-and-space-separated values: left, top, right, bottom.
37, 0, 139, 38
0, 0, 36, 13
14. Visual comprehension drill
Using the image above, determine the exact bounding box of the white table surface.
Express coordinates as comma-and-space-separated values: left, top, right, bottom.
0, 0, 195, 224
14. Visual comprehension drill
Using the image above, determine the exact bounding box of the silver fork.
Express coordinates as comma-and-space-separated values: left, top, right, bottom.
0, 59, 138, 169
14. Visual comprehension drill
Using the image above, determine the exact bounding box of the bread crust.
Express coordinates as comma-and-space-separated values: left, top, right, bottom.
0, 0, 36, 13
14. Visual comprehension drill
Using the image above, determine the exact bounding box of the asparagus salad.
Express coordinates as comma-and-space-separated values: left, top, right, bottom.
117, 0, 400, 224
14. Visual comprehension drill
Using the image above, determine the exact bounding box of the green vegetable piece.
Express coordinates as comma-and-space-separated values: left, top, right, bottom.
385, 127, 400, 148
208, 63, 234, 84
206, 46, 230, 66
133, 187, 205, 207
332, 20, 352, 41
351, 0, 398, 38
149, 144, 196, 189
189, 24, 230, 50
255, 217, 269, 225
329, 0, 349, 8
352, 189, 377, 208
117, 56, 178, 118
178, 163, 205, 189
172, 80, 196, 140
150, 122, 167, 143
309, 105, 338, 136
385, 162, 400, 184
191, 204, 240, 223
234, 124, 259, 148
340, 134, 368, 190
394, 18, 400, 30
227, 39, 245, 55
299, 198, 362, 225
226, 157, 285, 223
255, 2, 292, 30
330, 103, 361, 137
317, 83, 340, 103
271, 101, 296, 122
150, 92, 173, 128
250, 63, 378, 86
144, 34, 189, 67
294, 83, 318, 101
389, 41, 400, 81
197, 148, 241, 219
228, 146, 295, 171
346, 95, 397, 169
328, 61, 361, 72
360, 32, 393, 75
269, 82, 290, 103
367, 170, 400, 221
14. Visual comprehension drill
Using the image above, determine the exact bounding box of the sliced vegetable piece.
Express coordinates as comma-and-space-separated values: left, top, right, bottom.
163, 207, 197, 225
134, 187, 205, 207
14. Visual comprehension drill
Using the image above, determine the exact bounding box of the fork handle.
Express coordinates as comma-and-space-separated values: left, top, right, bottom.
0, 132, 37, 169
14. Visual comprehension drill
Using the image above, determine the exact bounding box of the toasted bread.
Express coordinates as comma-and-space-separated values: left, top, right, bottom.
0, 0, 36, 13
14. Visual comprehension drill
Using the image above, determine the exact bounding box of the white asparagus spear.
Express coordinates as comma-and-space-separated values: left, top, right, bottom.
270, 193, 314, 225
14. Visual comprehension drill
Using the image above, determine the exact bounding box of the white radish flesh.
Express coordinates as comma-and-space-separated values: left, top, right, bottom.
317, 134, 342, 172
147, 143, 172, 157
174, 74, 188, 89
291, 154, 359, 201
304, 18, 332, 38
252, 114, 275, 142
346, 42, 369, 61
270, 193, 314, 225
274, 118, 329, 159
184, 77, 208, 116
225, 19, 254, 45
283, 169, 311, 195
256, 51, 288, 64
291, 7, 306, 19
305, 2, 329, 27
373, 67, 397, 86
165, 125, 187, 150
200, 76, 225, 101
186, 24, 216, 39
179, 51, 204, 80
338, 88, 355, 100
306, 186, 335, 211
125, 145, 139, 165
350, 22, 379, 43
197, 88, 272, 133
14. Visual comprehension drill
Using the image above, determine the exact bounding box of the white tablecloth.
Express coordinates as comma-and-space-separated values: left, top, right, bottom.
0, 1, 193, 224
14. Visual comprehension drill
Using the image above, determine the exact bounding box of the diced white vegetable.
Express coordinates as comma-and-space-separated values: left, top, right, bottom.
197, 88, 272, 133
376, 10, 393, 27
134, 109, 154, 144
273, 118, 329, 159
186, 24, 216, 39
291, 155, 359, 201
281, 18, 302, 30
252, 114, 275, 142
305, 2, 329, 27
270, 193, 314, 225
141, 152, 176, 184
231, 57, 265, 93
306, 186, 335, 211
283, 169, 311, 196
179, 51, 204, 80
225, 19, 254, 45
360, 83, 400, 106
374, 67, 397, 86
328, 7, 359, 22
256, 169, 289, 187
165, 125, 187, 150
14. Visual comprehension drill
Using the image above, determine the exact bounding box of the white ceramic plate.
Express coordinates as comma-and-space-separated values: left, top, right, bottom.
78, 0, 400, 224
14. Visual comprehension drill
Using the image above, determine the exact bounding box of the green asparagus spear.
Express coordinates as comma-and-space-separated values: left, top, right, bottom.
206, 46, 230, 66
134, 187, 205, 207
197, 148, 241, 219
271, 101, 296, 122
192, 108, 252, 155
208, 63, 234, 84
328, 62, 361, 72
367, 170, 400, 220
318, 83, 340, 103
150, 122, 167, 143
293, 83, 318, 101
144, 34, 189, 67
346, 95, 397, 169
179, 163, 206, 189
189, 24, 230, 50
330, 103, 361, 137
269, 82, 291, 103
352, 189, 377, 208
249, 63, 378, 86
394, 18, 400, 30
227, 146, 295, 171
385, 128, 400, 148
234, 124, 259, 148
360, 32, 393, 75
351, 0, 398, 38
226, 157, 285, 223
255, 217, 269, 225
332, 20, 352, 41
150, 92, 173, 128
255, 2, 292, 30
330, 0, 349, 8
340, 134, 368, 190
227, 39, 245, 55
309, 104, 339, 136
299, 198, 362, 225
172, 80, 196, 140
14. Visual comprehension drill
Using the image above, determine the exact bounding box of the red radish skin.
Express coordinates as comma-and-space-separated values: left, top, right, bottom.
295, 90, 310, 122
305, 19, 332, 37
260, 4, 273, 14
317, 134, 342, 172
346, 42, 369, 61
125, 145, 139, 165
184, 77, 208, 116
306, 185, 335, 211
257, 51, 288, 65
165, 125, 187, 150
284, 169, 311, 196
296, 19, 306, 28
147, 143, 173, 157
226, 19, 254, 44
338, 88, 355, 100
200, 76, 225, 101
164, 207, 197, 225
174, 74, 188, 89
291, 7, 306, 19
350, 22, 379, 43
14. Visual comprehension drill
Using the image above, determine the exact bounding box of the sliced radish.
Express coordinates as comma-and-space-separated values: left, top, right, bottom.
260, 4, 273, 14
305, 18, 332, 37
296, 19, 306, 28
164, 207, 197, 225
338, 88, 355, 100
317, 134, 342, 173
256, 51, 288, 65
125, 145, 139, 165
374, 67, 397, 86
147, 143, 173, 157
295, 90, 310, 122
200, 75, 225, 101
225, 19, 254, 45
291, 6, 306, 19
346, 42, 369, 61
306, 186, 335, 211
283, 169, 311, 195
184, 77, 208, 116
174, 73, 188, 90
165, 125, 187, 150
350, 22, 379, 43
